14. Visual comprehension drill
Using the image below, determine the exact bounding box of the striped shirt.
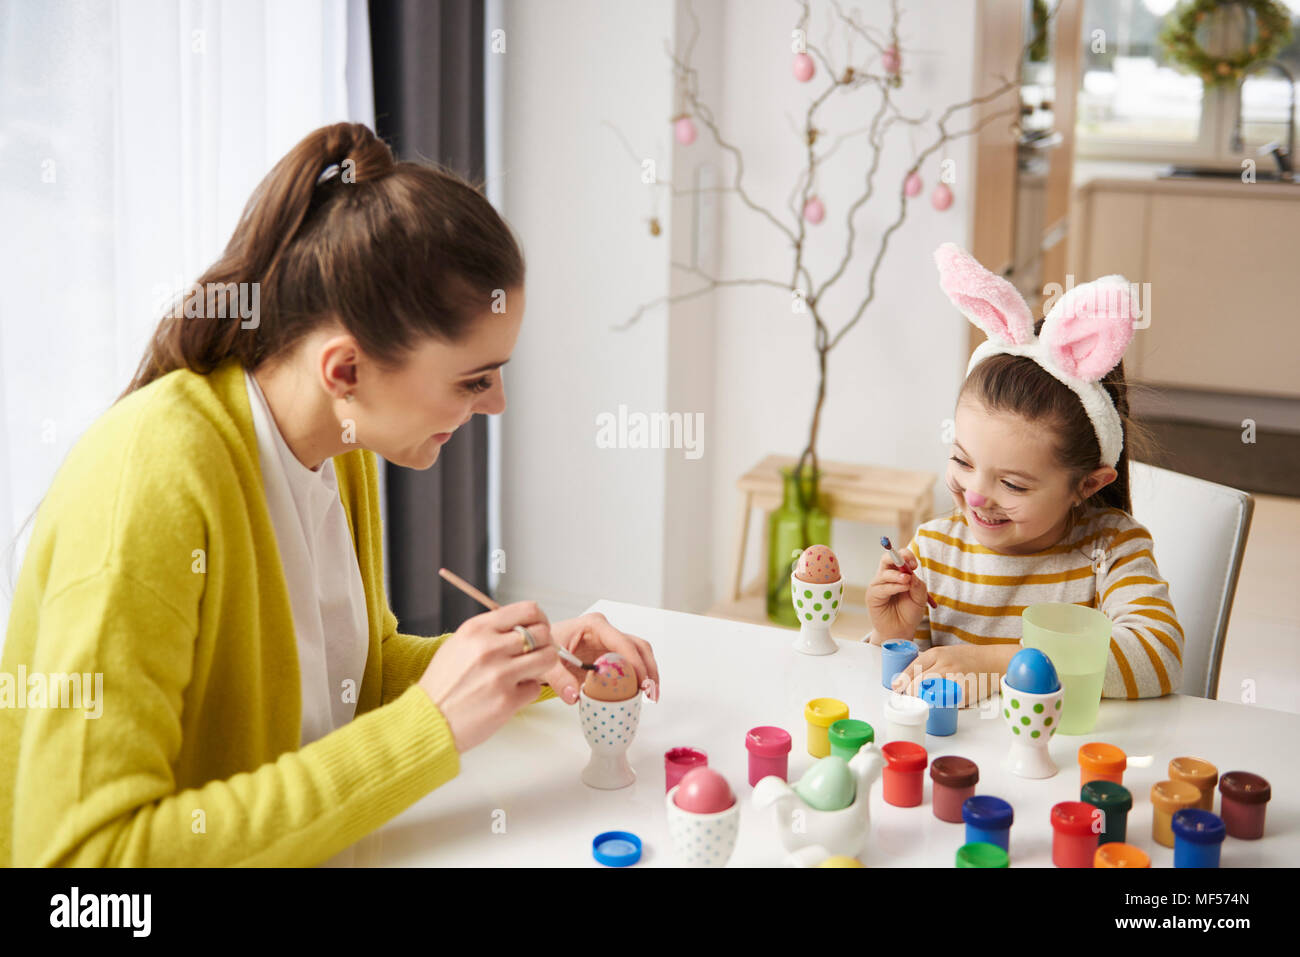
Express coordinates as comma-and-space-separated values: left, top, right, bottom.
907, 507, 1184, 698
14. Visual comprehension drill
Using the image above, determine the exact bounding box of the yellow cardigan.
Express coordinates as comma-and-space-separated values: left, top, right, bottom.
0, 357, 551, 866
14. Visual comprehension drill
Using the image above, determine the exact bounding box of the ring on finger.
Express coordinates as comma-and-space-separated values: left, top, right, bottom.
513, 624, 537, 654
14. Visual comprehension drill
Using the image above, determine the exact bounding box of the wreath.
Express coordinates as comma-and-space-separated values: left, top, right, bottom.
1159, 0, 1294, 87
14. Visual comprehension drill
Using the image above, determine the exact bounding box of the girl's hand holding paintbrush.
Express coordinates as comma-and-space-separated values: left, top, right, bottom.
866, 543, 932, 644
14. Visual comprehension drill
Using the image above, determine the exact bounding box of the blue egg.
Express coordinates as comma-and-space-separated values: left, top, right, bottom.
1005, 648, 1060, 694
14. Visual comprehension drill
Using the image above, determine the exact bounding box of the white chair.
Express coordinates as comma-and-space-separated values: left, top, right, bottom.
1128, 462, 1254, 700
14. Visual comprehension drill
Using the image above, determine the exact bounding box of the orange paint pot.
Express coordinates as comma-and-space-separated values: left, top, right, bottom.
1094, 843, 1150, 868
1078, 742, 1126, 788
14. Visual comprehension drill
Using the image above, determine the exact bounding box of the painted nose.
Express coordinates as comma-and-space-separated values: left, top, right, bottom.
965, 490, 988, 508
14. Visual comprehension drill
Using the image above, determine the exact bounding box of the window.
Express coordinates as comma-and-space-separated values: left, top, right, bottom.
1075, 0, 1300, 165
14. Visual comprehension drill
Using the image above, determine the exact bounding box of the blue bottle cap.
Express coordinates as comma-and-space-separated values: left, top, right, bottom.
592, 831, 642, 867
962, 794, 1014, 829
1171, 809, 1226, 845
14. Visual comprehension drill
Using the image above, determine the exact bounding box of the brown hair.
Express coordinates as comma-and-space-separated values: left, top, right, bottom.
119, 121, 525, 399
6, 123, 524, 599
958, 319, 1149, 516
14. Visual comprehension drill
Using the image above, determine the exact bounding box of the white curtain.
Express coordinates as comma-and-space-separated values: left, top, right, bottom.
0, 0, 376, 637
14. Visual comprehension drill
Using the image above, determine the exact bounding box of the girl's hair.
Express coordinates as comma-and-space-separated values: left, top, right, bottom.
119, 121, 525, 399
958, 319, 1149, 515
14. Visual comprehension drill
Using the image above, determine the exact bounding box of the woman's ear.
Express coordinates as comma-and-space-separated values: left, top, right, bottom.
1078, 466, 1118, 502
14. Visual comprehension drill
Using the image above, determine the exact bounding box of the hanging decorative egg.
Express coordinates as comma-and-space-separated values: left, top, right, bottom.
803, 196, 825, 224
882, 45, 901, 75
792, 52, 815, 82
904, 171, 923, 197
931, 183, 953, 211
674, 116, 697, 145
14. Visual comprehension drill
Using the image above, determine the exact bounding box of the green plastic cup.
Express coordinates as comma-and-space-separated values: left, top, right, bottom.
828, 719, 874, 761
955, 842, 1009, 868
1020, 603, 1112, 735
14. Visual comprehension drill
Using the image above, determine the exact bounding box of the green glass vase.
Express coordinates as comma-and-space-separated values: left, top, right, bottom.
766, 465, 831, 626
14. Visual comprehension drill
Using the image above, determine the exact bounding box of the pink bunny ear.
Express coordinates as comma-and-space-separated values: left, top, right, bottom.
933, 243, 1035, 346
1040, 276, 1137, 381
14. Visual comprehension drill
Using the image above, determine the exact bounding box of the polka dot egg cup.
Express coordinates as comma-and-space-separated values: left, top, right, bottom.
579, 690, 642, 789
790, 571, 843, 656
1000, 674, 1063, 779
665, 784, 740, 867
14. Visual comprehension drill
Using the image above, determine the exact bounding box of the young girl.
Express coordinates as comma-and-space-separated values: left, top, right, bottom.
868, 243, 1182, 705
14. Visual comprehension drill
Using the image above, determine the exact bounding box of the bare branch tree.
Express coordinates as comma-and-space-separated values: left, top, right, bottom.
612, 0, 1047, 540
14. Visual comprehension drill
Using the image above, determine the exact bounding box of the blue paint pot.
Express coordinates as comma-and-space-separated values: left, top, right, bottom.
920, 676, 962, 736
881, 639, 919, 690
1172, 809, 1225, 868
963, 795, 1014, 854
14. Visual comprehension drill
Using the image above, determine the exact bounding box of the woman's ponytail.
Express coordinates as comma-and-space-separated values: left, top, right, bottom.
118, 122, 520, 401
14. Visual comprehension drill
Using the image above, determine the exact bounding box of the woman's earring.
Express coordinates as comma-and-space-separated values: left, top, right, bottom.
344, 393, 354, 403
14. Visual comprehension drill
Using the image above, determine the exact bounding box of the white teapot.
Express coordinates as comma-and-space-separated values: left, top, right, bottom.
752, 746, 883, 859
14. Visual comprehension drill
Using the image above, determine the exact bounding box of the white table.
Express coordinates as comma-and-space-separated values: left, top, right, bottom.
334, 600, 1297, 867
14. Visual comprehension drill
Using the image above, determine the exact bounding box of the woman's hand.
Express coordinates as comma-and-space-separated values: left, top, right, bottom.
543, 612, 661, 705
866, 548, 929, 642
417, 601, 559, 753
890, 643, 1019, 706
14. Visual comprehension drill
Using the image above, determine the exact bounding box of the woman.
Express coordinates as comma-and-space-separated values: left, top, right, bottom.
0, 122, 659, 867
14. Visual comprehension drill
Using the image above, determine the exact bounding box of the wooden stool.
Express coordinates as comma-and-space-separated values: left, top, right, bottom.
708, 454, 937, 639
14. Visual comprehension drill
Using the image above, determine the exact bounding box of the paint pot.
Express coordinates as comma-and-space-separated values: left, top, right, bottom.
745, 726, 792, 786
881, 639, 919, 689
664, 747, 707, 793
962, 795, 1013, 854
828, 719, 874, 761
1080, 780, 1132, 845
930, 756, 979, 824
805, 698, 849, 758
882, 692, 929, 746
1078, 742, 1126, 788
1050, 801, 1098, 868
1151, 780, 1201, 848
1217, 771, 1271, 840
1094, 842, 1150, 868
919, 676, 962, 736
881, 740, 927, 807
1171, 808, 1226, 868
1168, 756, 1218, 811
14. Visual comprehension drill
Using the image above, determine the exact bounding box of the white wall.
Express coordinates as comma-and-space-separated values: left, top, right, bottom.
497, 0, 678, 620
499, 0, 981, 621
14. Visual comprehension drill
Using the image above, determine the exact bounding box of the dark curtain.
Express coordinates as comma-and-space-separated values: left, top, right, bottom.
369, 0, 489, 635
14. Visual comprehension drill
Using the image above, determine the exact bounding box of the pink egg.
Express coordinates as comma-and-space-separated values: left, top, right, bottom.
674, 767, 735, 813
674, 116, 697, 146
795, 544, 840, 584
792, 52, 815, 83
803, 197, 825, 224
931, 182, 954, 211
904, 171, 923, 197
882, 45, 901, 75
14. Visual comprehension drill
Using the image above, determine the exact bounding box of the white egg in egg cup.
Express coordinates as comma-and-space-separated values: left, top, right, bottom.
578, 689, 642, 789
790, 571, 843, 656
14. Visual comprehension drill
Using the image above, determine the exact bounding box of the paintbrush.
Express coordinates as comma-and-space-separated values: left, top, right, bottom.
880, 536, 940, 609
437, 567, 597, 671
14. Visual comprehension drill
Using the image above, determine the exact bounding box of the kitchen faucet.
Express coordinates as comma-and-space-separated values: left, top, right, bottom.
1230, 59, 1296, 181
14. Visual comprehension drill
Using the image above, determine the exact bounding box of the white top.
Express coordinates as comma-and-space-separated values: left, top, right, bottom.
244, 369, 370, 748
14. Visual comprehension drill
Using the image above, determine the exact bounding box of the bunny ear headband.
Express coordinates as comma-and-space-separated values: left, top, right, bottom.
933, 243, 1137, 468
